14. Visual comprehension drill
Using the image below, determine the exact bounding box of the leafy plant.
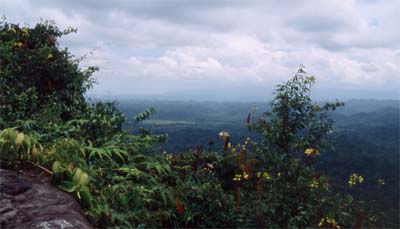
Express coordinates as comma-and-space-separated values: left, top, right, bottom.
51, 161, 95, 209
0, 18, 97, 126
0, 128, 43, 166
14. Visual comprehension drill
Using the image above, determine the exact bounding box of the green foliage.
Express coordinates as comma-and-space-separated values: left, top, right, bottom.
135, 107, 156, 122
244, 67, 355, 227
0, 128, 43, 166
252, 66, 344, 155
0, 19, 386, 228
0, 19, 97, 126
51, 161, 95, 209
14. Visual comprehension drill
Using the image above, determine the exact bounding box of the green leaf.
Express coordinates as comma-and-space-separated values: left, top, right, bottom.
58, 181, 77, 193
73, 168, 83, 184
79, 172, 89, 186
79, 187, 93, 208
52, 161, 62, 173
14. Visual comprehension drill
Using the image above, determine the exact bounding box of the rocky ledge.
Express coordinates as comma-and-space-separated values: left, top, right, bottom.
0, 168, 91, 228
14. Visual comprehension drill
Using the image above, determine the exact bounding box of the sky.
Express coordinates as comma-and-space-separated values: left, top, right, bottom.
1, 0, 399, 101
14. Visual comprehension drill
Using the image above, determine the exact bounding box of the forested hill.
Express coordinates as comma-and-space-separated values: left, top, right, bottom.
117, 98, 399, 123
117, 99, 399, 152
117, 99, 399, 178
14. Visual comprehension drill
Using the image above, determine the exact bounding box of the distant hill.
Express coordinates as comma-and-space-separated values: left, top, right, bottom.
335, 99, 400, 115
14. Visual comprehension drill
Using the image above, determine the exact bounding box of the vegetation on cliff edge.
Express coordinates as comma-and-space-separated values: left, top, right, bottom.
0, 19, 385, 228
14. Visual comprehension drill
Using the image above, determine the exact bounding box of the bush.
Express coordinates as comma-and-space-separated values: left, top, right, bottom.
0, 19, 97, 126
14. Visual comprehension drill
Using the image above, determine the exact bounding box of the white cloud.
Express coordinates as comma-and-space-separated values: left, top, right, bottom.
1, 0, 399, 98
114, 34, 399, 90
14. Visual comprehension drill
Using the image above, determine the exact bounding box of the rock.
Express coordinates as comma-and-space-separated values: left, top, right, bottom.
0, 169, 92, 228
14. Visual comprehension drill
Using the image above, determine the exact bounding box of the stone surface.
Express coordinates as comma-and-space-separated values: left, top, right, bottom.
0, 169, 92, 229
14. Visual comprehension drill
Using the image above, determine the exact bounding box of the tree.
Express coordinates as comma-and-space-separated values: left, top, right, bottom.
249, 66, 350, 227
0, 19, 97, 127
255, 65, 344, 156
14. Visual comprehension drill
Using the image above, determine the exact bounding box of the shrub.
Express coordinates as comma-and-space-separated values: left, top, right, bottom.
0, 19, 97, 126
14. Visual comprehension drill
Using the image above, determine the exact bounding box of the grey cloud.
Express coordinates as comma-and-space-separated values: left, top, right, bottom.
1, 0, 399, 99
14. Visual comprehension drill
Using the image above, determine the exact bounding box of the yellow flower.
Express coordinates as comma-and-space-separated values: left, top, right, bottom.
318, 218, 325, 227
310, 179, 319, 189
48, 54, 53, 59
14, 42, 23, 48
204, 163, 214, 173
304, 148, 320, 156
233, 174, 242, 182
319, 217, 340, 228
165, 154, 173, 161
234, 172, 250, 181
369, 215, 377, 222
348, 173, 363, 188
259, 171, 271, 180
327, 217, 335, 224
218, 131, 230, 138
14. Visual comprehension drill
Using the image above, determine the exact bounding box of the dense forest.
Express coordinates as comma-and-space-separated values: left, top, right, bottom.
1, 20, 399, 228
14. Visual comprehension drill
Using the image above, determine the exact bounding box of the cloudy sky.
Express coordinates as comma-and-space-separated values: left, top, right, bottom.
1, 0, 399, 100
